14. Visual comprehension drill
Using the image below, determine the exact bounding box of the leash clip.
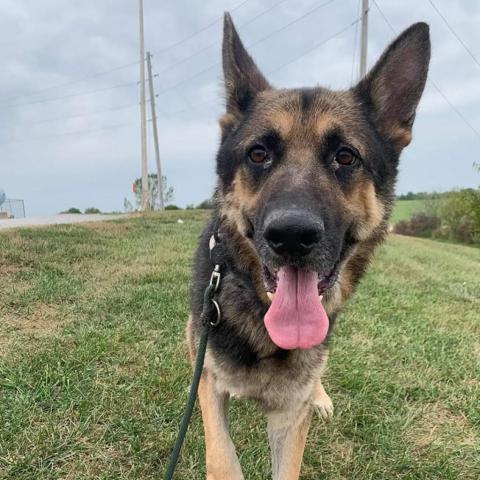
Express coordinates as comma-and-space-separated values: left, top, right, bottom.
209, 265, 221, 292
206, 264, 222, 326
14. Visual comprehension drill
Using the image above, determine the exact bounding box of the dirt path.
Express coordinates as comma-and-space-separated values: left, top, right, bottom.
0, 213, 128, 230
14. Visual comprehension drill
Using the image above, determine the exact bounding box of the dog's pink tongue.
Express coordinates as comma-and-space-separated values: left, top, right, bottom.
264, 266, 329, 350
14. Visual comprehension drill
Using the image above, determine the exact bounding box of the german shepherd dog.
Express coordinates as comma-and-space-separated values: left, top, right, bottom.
187, 13, 430, 479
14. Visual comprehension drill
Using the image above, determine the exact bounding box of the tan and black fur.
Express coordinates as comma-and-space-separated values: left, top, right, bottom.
187, 13, 430, 479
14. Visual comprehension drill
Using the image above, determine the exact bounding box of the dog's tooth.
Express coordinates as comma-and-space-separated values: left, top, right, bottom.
267, 292, 275, 301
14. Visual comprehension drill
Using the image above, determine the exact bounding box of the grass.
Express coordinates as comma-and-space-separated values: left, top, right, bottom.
0, 211, 479, 479
391, 200, 426, 224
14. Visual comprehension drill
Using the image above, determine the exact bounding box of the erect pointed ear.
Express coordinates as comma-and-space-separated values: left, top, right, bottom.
222, 12, 270, 118
356, 23, 430, 153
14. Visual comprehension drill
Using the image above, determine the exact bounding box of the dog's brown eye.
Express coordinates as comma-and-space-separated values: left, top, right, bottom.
249, 146, 268, 163
334, 148, 357, 166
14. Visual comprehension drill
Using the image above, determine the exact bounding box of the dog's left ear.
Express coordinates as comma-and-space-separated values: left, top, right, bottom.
222, 12, 270, 119
356, 23, 430, 153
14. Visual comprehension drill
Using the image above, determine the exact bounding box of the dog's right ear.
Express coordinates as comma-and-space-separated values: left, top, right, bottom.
222, 12, 270, 122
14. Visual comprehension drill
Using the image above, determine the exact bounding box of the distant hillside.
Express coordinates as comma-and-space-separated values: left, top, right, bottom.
391, 199, 425, 224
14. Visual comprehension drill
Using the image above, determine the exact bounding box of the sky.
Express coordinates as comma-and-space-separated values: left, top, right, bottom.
0, 0, 479, 216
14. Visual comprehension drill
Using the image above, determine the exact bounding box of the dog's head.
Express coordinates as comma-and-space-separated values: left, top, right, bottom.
215, 14, 430, 349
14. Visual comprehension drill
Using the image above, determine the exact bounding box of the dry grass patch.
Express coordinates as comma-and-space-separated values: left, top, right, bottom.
81, 221, 133, 235
349, 332, 374, 348
327, 437, 355, 462
408, 403, 477, 450
0, 264, 30, 275
2, 303, 71, 338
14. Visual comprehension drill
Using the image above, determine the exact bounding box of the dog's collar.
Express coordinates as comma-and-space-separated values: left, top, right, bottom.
204, 223, 227, 327
209, 219, 227, 268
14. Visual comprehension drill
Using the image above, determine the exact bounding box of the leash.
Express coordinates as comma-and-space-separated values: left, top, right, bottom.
163, 231, 223, 480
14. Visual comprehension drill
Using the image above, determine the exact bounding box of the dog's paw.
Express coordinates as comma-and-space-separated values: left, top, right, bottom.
313, 391, 334, 420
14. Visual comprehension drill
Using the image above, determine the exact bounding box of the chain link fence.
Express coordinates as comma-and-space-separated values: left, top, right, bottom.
0, 199, 26, 219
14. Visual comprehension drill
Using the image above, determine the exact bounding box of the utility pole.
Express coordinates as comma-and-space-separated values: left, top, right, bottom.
359, 0, 369, 80
138, 0, 149, 211
146, 51, 164, 211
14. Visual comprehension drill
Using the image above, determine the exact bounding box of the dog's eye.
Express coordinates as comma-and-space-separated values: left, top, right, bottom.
248, 146, 269, 164
334, 148, 357, 166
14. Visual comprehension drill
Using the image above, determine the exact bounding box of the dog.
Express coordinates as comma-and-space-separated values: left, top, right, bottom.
187, 12, 430, 480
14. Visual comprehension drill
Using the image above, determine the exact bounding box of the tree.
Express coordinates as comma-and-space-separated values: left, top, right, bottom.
61, 207, 81, 214
85, 207, 101, 214
133, 174, 173, 210
196, 198, 214, 209
440, 188, 480, 244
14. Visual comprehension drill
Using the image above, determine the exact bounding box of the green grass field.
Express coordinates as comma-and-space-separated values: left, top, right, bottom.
1, 212, 479, 479
391, 200, 426, 224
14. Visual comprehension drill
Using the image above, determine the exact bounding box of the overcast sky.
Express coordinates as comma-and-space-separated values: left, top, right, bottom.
1, 0, 479, 216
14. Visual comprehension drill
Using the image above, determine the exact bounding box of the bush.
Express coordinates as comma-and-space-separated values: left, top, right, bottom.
85, 207, 101, 214
393, 188, 480, 245
165, 204, 180, 210
62, 207, 81, 214
439, 189, 480, 244
393, 213, 441, 238
186, 204, 195, 210
196, 199, 214, 209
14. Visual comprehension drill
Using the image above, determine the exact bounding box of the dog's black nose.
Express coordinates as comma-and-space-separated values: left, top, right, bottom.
264, 213, 323, 257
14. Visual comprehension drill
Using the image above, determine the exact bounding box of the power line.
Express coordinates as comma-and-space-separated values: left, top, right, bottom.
156, 16, 361, 118
372, 0, 480, 141
154, 0, 289, 79
2, 0, 331, 115
3, 80, 139, 109
371, 0, 395, 31
426, 0, 480, 70
0, 0, 252, 105
0, 102, 139, 128
427, 81, 480, 140
150, 0, 251, 56
3, 8, 358, 142
156, 0, 339, 96
0, 62, 141, 105
2, 1, 353, 127
0, 1, 286, 128
0, 0, 272, 114
0, 123, 134, 145
268, 17, 361, 75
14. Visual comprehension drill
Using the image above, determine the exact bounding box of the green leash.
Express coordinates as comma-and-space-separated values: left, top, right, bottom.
163, 263, 222, 480
162, 321, 210, 480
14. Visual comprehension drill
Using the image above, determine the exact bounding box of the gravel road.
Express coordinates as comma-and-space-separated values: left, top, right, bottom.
0, 214, 128, 230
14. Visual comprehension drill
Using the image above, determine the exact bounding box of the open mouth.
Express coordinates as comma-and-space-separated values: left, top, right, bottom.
261, 264, 338, 351
262, 264, 338, 299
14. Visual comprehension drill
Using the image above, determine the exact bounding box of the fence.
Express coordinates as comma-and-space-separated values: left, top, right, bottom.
0, 199, 26, 219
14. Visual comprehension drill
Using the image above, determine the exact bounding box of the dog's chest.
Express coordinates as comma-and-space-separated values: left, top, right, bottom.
205, 349, 322, 411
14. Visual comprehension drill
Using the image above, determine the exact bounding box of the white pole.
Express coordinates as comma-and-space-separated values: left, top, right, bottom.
359, 0, 369, 80
146, 52, 164, 211
139, 0, 149, 211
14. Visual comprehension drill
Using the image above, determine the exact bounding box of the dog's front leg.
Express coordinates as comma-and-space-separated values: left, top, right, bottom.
198, 370, 244, 480
267, 403, 313, 480
312, 378, 334, 419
